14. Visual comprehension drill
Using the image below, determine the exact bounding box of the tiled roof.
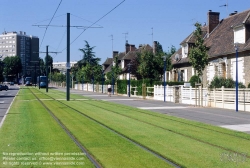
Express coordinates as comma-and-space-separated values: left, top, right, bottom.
180, 26, 208, 45
123, 51, 137, 60
205, 9, 250, 58
172, 9, 250, 65
104, 63, 112, 73
102, 58, 113, 65
118, 52, 125, 60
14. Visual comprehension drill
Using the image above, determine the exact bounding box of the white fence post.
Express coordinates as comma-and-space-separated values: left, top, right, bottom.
213, 89, 216, 107
222, 86, 224, 108
190, 86, 192, 105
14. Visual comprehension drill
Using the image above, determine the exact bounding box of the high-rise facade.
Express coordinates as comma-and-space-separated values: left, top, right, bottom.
0, 31, 39, 77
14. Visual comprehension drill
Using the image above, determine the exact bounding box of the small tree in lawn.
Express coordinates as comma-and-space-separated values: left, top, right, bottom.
189, 22, 209, 84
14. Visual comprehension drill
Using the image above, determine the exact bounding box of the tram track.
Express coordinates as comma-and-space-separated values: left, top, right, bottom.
29, 89, 103, 168
29, 88, 181, 168
96, 100, 250, 140
78, 100, 250, 159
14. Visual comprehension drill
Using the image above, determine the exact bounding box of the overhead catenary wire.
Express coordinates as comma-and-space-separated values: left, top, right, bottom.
39, 0, 63, 49
60, 0, 125, 52
70, 14, 103, 27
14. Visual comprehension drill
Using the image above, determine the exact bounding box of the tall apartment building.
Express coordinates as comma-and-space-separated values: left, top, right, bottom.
0, 31, 39, 77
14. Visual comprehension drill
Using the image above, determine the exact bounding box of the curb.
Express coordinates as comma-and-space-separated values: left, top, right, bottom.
0, 88, 19, 128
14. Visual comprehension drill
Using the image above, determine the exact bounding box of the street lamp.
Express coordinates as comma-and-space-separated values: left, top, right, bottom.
82, 74, 84, 91
102, 66, 105, 93
112, 65, 114, 95
234, 43, 239, 112
128, 63, 132, 97
163, 55, 167, 102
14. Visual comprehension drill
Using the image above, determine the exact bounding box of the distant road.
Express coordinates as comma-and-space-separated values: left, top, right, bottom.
0, 85, 19, 126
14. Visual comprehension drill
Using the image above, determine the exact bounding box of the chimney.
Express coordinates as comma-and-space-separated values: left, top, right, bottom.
207, 10, 220, 34
153, 41, 158, 54
125, 40, 130, 54
130, 45, 136, 51
113, 51, 119, 59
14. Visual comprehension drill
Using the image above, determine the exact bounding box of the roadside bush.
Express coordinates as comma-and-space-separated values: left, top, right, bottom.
248, 83, 250, 88
117, 79, 184, 95
189, 75, 200, 87
209, 76, 246, 88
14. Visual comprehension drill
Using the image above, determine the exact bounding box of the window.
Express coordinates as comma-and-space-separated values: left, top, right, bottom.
181, 43, 188, 58
234, 25, 245, 44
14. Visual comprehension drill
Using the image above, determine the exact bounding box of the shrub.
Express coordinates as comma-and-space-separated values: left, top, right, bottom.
248, 83, 250, 88
189, 75, 200, 87
209, 76, 246, 88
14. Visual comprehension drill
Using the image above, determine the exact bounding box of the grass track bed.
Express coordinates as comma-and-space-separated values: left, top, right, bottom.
83, 101, 250, 155
43, 100, 173, 168
61, 100, 250, 167
37, 88, 91, 100
98, 101, 250, 139
0, 88, 94, 168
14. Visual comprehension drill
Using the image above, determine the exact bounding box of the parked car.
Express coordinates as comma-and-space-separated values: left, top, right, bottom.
0, 84, 8, 91
10, 82, 14, 86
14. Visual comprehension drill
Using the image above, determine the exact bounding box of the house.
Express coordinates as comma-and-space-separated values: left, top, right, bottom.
102, 40, 156, 80
170, 9, 250, 87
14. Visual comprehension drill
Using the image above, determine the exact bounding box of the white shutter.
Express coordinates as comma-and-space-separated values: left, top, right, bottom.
184, 69, 188, 82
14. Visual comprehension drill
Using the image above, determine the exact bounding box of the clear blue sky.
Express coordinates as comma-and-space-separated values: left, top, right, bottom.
0, 0, 249, 64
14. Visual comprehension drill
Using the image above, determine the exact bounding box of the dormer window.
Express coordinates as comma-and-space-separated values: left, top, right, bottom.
181, 43, 188, 58
233, 25, 245, 44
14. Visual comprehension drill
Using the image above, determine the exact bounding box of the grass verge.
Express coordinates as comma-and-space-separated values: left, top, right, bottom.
0, 88, 94, 168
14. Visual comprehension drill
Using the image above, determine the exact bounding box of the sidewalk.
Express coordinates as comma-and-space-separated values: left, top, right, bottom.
55, 87, 250, 134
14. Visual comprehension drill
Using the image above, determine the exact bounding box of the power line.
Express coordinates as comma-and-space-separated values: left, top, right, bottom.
33, 14, 66, 25
60, 0, 125, 52
39, 0, 63, 48
70, 14, 103, 27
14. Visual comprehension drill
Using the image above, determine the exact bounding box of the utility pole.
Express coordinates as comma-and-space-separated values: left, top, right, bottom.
66, 13, 70, 101
34, 47, 60, 92
33, 13, 102, 100
46, 46, 49, 92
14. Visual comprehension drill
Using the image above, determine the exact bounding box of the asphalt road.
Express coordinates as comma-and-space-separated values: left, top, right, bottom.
56, 87, 250, 134
0, 85, 19, 127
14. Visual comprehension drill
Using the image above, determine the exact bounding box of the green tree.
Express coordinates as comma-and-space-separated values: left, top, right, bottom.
3, 56, 22, 81
45, 55, 53, 75
106, 56, 122, 84
39, 57, 45, 75
136, 50, 160, 80
165, 45, 176, 71
130, 42, 174, 81
78, 41, 100, 68
0, 60, 4, 81
189, 22, 209, 83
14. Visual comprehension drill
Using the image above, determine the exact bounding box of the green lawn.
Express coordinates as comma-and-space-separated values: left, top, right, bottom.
43, 100, 172, 168
63, 100, 250, 167
1, 87, 249, 167
0, 88, 94, 168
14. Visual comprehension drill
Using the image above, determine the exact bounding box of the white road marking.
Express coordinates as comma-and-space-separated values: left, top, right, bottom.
220, 124, 250, 132
102, 99, 137, 101
138, 106, 187, 110
0, 101, 4, 103
84, 95, 109, 97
